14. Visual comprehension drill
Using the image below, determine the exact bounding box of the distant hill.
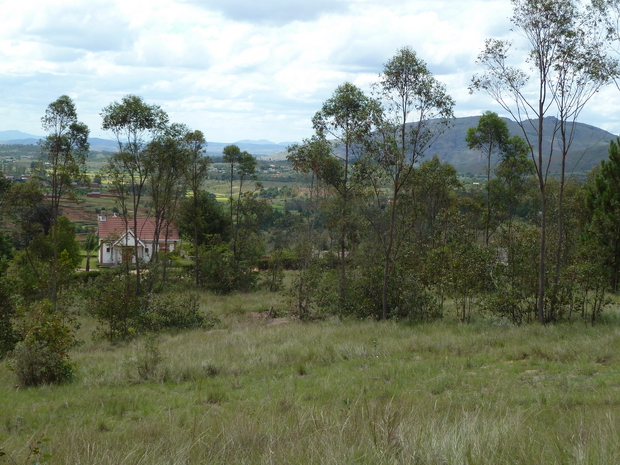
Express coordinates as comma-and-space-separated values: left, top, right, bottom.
2, 118, 617, 171
425, 116, 616, 174
312, 116, 618, 174
0, 133, 292, 158
0, 130, 41, 141
207, 140, 292, 158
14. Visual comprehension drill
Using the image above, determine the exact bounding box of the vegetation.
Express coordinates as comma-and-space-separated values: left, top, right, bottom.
4, 1, 620, 461
1, 301, 620, 462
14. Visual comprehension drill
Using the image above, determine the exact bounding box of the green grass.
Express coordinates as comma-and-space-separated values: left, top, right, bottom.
2, 295, 620, 463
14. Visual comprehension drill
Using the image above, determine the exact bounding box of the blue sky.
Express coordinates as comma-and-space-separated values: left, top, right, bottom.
1, 0, 619, 143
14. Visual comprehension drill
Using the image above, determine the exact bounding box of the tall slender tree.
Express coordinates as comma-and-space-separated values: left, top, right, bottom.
222, 144, 259, 264
466, 111, 510, 245
101, 95, 168, 294
39, 95, 89, 307
312, 83, 378, 308
145, 123, 191, 267
182, 129, 210, 286
471, 0, 617, 322
363, 47, 454, 319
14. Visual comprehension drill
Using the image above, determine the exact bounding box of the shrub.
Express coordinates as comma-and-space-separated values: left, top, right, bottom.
85, 271, 141, 342
135, 333, 163, 381
138, 293, 216, 333
196, 245, 259, 293
8, 300, 77, 386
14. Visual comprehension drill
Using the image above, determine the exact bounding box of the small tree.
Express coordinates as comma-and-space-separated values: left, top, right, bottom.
181, 130, 211, 286
466, 111, 510, 245
9, 299, 78, 386
311, 83, 378, 309
83, 233, 99, 272
363, 46, 454, 319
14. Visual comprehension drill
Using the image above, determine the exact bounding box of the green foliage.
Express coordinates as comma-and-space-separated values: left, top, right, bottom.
480, 225, 539, 324
0, 281, 18, 359
135, 333, 163, 381
84, 271, 141, 341
466, 111, 509, 152
261, 250, 285, 292
586, 137, 620, 290
138, 293, 214, 333
287, 241, 328, 319
6, 215, 82, 302
8, 300, 77, 386
178, 191, 230, 248
84, 270, 217, 341
195, 245, 259, 293
344, 255, 442, 322
82, 233, 99, 272
568, 233, 612, 323
0, 234, 17, 358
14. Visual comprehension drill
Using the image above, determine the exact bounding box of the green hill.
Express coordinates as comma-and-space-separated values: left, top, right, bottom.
426, 116, 616, 175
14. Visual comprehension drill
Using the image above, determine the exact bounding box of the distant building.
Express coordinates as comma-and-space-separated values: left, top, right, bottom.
97, 213, 180, 266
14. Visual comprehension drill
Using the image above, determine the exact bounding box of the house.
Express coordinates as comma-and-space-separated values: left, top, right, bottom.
97, 213, 180, 267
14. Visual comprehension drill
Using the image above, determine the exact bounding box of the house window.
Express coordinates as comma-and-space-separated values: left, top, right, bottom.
106, 247, 110, 253
145, 248, 149, 254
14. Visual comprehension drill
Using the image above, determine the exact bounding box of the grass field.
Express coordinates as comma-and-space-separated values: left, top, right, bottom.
2, 288, 620, 464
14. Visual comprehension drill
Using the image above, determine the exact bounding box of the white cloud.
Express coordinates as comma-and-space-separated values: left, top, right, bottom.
0, 0, 618, 143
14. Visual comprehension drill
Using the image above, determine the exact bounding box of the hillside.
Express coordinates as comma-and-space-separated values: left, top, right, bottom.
273, 116, 618, 174
2, 117, 618, 172
427, 116, 616, 174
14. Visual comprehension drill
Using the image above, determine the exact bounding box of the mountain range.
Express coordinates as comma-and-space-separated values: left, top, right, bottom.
1, 116, 617, 172
0, 130, 292, 158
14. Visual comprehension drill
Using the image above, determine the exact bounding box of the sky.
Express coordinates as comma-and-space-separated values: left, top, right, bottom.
1, 0, 620, 144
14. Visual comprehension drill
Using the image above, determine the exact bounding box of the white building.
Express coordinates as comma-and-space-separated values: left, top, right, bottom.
97, 214, 180, 266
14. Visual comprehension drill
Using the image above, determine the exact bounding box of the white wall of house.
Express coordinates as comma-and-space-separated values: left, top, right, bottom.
98, 235, 177, 266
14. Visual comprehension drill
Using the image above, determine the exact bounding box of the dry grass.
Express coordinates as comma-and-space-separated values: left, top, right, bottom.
2, 295, 620, 463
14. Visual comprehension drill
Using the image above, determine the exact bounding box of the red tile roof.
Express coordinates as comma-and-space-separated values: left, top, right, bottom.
97, 215, 179, 241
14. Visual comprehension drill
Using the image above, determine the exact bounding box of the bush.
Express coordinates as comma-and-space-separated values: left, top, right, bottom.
196, 245, 259, 293
8, 300, 77, 386
85, 271, 141, 342
84, 271, 218, 341
138, 293, 217, 332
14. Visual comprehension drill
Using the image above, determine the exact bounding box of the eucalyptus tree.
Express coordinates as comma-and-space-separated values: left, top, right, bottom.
222, 144, 259, 264
361, 47, 454, 320
181, 129, 211, 286
39, 95, 89, 306
311, 83, 378, 307
101, 95, 169, 294
490, 135, 535, 237
466, 111, 510, 245
471, 0, 617, 322
145, 123, 192, 269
